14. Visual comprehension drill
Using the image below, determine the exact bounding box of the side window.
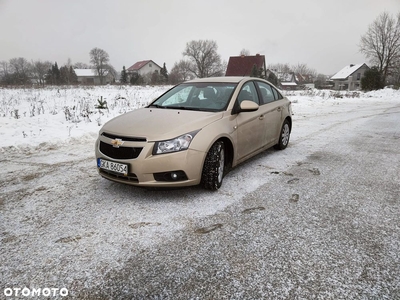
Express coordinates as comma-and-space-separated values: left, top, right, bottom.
272, 87, 283, 100
237, 82, 259, 105
256, 81, 275, 104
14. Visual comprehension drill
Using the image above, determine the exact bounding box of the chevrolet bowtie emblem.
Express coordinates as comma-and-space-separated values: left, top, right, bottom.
111, 138, 124, 148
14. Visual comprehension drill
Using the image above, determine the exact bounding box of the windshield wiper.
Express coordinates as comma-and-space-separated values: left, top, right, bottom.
148, 104, 165, 108
167, 106, 210, 111
167, 106, 189, 110
149, 104, 210, 111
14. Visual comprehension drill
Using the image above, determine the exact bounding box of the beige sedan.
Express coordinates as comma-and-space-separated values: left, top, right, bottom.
95, 77, 292, 190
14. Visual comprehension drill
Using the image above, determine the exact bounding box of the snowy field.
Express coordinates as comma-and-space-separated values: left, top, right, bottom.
0, 85, 172, 151
1, 85, 400, 298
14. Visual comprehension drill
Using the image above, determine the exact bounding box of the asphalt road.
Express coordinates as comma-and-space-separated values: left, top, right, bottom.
1, 101, 400, 299
80, 105, 400, 299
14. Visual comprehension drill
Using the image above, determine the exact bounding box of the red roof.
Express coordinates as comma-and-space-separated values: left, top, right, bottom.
127, 60, 161, 71
225, 55, 266, 76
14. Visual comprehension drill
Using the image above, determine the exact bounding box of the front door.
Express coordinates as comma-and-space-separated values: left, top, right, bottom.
235, 82, 264, 161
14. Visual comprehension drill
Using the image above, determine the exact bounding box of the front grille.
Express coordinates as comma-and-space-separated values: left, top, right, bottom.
100, 141, 143, 159
101, 132, 146, 142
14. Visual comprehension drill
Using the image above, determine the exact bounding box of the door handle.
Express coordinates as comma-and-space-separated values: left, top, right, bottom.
277, 107, 282, 112
259, 115, 264, 120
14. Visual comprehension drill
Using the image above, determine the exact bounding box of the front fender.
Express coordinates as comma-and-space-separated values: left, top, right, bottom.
189, 113, 237, 154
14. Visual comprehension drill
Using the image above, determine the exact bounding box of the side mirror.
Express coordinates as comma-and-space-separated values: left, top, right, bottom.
239, 100, 259, 112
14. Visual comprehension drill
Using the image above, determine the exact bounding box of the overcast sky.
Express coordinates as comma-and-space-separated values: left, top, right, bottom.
1, 0, 399, 75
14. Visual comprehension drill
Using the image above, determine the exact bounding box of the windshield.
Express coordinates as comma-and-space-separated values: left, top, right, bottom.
149, 82, 237, 112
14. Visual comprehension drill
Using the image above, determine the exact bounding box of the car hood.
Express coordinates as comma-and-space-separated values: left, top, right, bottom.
101, 108, 223, 141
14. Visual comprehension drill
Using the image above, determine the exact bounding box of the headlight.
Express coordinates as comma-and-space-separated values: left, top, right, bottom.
153, 131, 200, 155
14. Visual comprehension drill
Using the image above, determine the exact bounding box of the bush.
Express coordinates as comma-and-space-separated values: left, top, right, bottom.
361, 67, 384, 91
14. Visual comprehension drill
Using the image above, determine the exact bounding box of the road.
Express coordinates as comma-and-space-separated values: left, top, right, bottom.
1, 98, 400, 299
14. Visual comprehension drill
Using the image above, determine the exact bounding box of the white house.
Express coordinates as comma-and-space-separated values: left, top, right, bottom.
331, 63, 369, 91
127, 60, 162, 78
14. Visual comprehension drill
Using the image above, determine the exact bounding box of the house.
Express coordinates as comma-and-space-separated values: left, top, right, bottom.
331, 63, 369, 91
127, 60, 162, 77
225, 54, 266, 77
294, 73, 316, 89
268, 70, 298, 90
74, 69, 114, 85
278, 72, 298, 90
269, 71, 316, 90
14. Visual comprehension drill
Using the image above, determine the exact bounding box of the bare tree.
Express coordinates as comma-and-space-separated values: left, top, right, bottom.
392, 60, 400, 85
240, 48, 251, 56
268, 63, 292, 74
74, 62, 90, 69
314, 73, 332, 89
292, 63, 306, 75
183, 40, 225, 78
106, 64, 117, 81
31, 60, 52, 86
0, 60, 10, 84
9, 57, 32, 85
291, 63, 317, 83
89, 47, 110, 84
169, 60, 195, 84
359, 11, 400, 84
0, 61, 9, 75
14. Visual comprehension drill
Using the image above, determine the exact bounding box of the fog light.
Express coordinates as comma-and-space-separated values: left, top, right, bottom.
153, 171, 188, 182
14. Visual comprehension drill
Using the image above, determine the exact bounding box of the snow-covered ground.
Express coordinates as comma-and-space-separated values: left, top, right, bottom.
0, 85, 171, 151
1, 85, 400, 298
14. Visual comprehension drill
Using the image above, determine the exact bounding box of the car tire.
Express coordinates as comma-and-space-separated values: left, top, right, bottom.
274, 119, 290, 150
201, 141, 225, 190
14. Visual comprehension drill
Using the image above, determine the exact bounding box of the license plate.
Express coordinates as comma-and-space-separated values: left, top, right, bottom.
97, 158, 128, 175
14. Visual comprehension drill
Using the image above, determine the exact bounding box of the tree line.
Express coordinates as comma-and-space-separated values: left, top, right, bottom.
0, 48, 117, 86
0, 58, 87, 86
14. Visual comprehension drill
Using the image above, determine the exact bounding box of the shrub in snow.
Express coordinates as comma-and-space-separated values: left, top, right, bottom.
95, 96, 108, 109
12, 109, 20, 119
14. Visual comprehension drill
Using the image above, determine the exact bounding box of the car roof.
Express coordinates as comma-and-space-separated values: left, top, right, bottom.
186, 76, 251, 84
183, 77, 282, 92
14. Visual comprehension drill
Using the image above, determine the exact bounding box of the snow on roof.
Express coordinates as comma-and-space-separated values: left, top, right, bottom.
74, 69, 109, 77
279, 73, 295, 82
331, 63, 366, 80
74, 69, 97, 77
270, 70, 295, 82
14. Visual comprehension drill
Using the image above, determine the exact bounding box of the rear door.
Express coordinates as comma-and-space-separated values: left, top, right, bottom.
255, 81, 284, 145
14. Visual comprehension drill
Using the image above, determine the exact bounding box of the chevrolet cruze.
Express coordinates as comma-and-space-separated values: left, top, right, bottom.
95, 77, 292, 190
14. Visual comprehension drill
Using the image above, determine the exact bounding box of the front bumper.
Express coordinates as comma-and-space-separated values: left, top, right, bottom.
95, 138, 206, 187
